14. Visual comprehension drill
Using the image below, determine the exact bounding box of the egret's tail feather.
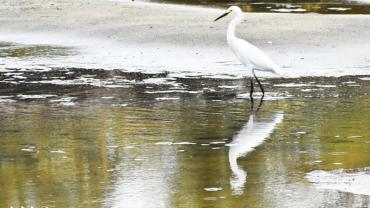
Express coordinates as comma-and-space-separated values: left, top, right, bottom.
272, 65, 284, 77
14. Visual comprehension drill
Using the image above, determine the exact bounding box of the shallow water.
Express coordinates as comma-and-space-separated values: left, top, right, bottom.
1, 67, 370, 207
143, 0, 370, 14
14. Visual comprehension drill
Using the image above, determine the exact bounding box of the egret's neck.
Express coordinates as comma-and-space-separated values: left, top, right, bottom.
227, 14, 242, 42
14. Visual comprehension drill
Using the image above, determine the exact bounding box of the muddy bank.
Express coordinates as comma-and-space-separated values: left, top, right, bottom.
1, 67, 369, 106
0, 0, 370, 77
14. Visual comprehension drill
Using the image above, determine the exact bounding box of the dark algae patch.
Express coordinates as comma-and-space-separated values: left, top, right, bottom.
0, 42, 74, 58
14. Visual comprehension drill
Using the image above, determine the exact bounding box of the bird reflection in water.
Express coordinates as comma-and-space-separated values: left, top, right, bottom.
228, 99, 284, 195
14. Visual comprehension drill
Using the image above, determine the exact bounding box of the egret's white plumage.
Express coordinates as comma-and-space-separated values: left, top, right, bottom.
215, 6, 282, 97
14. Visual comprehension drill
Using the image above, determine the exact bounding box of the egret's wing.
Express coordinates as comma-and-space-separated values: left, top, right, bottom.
231, 38, 281, 74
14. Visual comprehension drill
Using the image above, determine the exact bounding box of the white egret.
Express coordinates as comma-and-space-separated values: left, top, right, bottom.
215, 6, 282, 98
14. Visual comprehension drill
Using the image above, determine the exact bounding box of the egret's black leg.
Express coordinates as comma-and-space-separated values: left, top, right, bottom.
249, 77, 254, 98
253, 72, 265, 97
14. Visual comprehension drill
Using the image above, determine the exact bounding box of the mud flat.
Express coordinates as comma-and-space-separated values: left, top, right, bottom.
0, 0, 370, 77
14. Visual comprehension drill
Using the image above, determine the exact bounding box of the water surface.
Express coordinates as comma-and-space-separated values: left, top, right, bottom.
140, 0, 370, 14
1, 67, 370, 207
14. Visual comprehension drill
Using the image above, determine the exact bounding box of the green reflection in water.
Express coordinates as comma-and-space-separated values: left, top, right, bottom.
0, 81, 370, 207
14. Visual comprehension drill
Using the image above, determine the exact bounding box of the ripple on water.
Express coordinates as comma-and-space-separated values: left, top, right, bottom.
145, 90, 201, 94
155, 141, 173, 145
270, 8, 307, 12
237, 92, 294, 100
327, 7, 351, 11
17, 94, 57, 99
204, 187, 223, 192
0, 96, 16, 103
359, 77, 370, 81
50, 97, 77, 106
155, 97, 180, 101
274, 83, 336, 88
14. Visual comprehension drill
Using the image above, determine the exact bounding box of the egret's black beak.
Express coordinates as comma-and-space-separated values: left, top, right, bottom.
214, 12, 229, 21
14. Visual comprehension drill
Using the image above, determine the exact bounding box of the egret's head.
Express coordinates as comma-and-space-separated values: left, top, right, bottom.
227, 6, 242, 14
214, 6, 242, 21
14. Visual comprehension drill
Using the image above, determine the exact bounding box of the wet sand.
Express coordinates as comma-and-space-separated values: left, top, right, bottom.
0, 0, 370, 77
